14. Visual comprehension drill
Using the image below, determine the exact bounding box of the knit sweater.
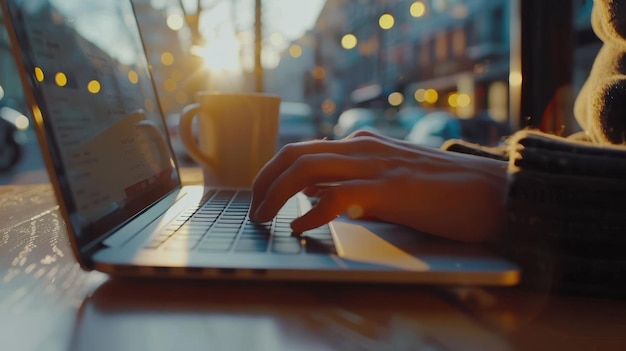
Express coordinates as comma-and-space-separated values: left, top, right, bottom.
574, 0, 626, 144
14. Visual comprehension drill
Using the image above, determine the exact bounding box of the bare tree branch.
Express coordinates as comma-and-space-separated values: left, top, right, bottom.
178, 0, 228, 45
178, 0, 202, 44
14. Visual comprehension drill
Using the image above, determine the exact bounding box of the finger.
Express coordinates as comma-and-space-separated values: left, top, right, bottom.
251, 135, 426, 211
251, 153, 381, 222
302, 184, 330, 197
291, 180, 379, 232
252, 140, 336, 213
251, 139, 370, 214
302, 185, 320, 197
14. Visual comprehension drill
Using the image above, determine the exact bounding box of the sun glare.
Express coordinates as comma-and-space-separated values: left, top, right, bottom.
196, 37, 241, 72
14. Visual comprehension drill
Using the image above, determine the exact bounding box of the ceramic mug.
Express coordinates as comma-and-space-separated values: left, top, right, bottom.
178, 92, 281, 187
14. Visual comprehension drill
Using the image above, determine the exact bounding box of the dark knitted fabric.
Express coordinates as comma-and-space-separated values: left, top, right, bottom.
504, 131, 626, 297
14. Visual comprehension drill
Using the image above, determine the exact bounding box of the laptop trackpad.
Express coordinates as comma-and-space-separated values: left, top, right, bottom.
331, 218, 430, 271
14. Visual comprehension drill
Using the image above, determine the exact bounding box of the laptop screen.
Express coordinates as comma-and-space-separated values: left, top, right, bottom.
3, 0, 181, 247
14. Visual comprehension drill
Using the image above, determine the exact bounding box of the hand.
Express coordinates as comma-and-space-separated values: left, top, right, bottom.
249, 130, 508, 243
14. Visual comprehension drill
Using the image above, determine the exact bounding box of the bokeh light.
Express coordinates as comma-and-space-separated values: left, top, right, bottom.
163, 78, 177, 92
128, 70, 139, 84
341, 34, 358, 49
312, 66, 326, 80
457, 93, 471, 107
388, 92, 404, 106
270, 32, 284, 46
166, 14, 184, 31
161, 52, 175, 66
414, 88, 426, 102
55, 72, 67, 87
34, 67, 45, 82
410, 2, 426, 18
87, 80, 101, 94
379, 14, 395, 30
289, 44, 303, 58
424, 89, 439, 104
322, 99, 336, 115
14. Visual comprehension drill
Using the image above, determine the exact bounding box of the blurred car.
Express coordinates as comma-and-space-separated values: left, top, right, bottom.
278, 102, 317, 147
333, 107, 407, 140
0, 97, 30, 172
396, 106, 429, 131
404, 110, 462, 148
333, 108, 378, 139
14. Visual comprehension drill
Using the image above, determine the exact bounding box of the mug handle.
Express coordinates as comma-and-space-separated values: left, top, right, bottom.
178, 103, 219, 170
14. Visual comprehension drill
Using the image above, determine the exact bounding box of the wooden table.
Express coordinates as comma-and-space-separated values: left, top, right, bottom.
1, 180, 625, 350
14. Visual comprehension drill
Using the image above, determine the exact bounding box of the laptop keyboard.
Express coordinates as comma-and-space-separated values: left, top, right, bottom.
145, 189, 337, 255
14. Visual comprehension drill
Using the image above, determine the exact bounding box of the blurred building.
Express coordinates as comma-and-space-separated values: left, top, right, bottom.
265, 0, 513, 136
1, 0, 599, 136
267, 0, 598, 137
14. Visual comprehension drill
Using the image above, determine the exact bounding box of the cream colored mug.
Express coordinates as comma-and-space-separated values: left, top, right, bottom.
178, 92, 281, 187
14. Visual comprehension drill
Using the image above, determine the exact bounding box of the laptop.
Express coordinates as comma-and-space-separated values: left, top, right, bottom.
1, 0, 520, 285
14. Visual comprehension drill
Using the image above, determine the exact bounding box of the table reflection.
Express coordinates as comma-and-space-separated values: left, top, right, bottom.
72, 279, 511, 351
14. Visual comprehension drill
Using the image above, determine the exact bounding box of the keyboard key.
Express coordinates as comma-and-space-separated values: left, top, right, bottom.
214, 218, 244, 225
303, 231, 333, 241
304, 238, 337, 254
164, 240, 199, 251
242, 223, 270, 233
206, 230, 238, 239
172, 232, 205, 240
272, 237, 302, 254
197, 238, 233, 252
235, 239, 268, 252
175, 226, 207, 235
273, 227, 296, 237
158, 189, 333, 256
191, 213, 220, 220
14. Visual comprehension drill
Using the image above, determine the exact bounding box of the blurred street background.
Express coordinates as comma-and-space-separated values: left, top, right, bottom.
0, 0, 599, 184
